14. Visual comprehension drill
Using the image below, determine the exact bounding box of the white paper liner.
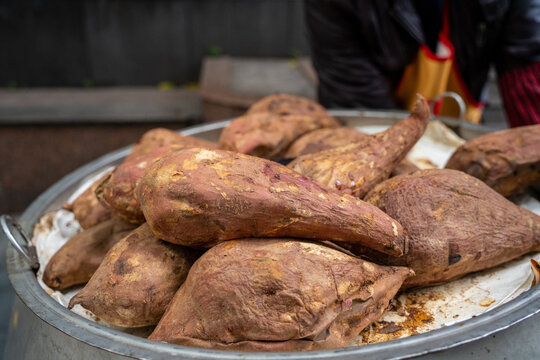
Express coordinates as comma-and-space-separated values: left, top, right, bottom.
31, 166, 152, 337
31, 122, 540, 344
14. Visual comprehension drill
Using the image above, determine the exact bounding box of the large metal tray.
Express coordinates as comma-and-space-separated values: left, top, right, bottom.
3, 112, 540, 359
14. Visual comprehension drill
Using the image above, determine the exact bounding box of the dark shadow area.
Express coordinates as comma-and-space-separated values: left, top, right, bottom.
0, 240, 16, 359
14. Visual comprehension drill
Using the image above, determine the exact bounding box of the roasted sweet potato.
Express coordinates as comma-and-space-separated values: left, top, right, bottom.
246, 93, 330, 118
445, 124, 540, 197
96, 129, 218, 224
136, 148, 407, 256
284, 127, 366, 158
64, 172, 112, 229
355, 169, 540, 288
127, 128, 218, 161
69, 223, 197, 327
283, 128, 420, 178
96, 146, 179, 224
149, 239, 412, 351
288, 94, 429, 198
219, 112, 340, 160
43, 217, 137, 290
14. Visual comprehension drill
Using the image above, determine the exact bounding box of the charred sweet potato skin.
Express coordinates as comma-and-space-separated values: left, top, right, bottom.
149, 239, 412, 351
65, 173, 112, 229
445, 124, 540, 197
136, 148, 407, 256
284, 127, 366, 158
247, 93, 330, 118
43, 217, 137, 290
359, 169, 540, 288
288, 95, 430, 198
219, 113, 340, 160
68, 223, 197, 327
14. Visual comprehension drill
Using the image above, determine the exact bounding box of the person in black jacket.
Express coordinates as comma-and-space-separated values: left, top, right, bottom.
305, 0, 540, 127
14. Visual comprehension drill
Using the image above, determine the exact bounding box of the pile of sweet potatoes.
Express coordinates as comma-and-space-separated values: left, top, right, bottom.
48, 94, 540, 353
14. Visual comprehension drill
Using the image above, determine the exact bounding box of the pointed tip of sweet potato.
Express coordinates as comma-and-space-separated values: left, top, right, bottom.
68, 292, 83, 310
62, 202, 73, 211
42, 270, 62, 290
411, 94, 430, 125
94, 172, 112, 207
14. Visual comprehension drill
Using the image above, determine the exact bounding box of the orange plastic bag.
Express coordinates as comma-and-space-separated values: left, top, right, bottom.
396, 5, 484, 123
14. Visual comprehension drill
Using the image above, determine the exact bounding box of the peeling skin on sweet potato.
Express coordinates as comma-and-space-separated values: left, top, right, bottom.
445, 124, 540, 197
68, 223, 198, 327
65, 172, 112, 229
219, 112, 341, 160
127, 128, 218, 162
288, 94, 430, 198
149, 239, 412, 351
246, 93, 331, 118
356, 169, 540, 289
284, 127, 367, 158
136, 148, 407, 256
43, 217, 137, 290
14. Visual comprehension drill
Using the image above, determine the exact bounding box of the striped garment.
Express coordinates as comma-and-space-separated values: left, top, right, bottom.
499, 61, 540, 127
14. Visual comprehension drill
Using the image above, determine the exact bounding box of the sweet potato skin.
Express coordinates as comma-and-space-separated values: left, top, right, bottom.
68, 223, 197, 327
246, 93, 330, 117
445, 124, 540, 197
149, 239, 412, 351
284, 127, 366, 158
357, 169, 540, 288
64, 173, 112, 229
283, 128, 420, 178
136, 148, 407, 256
96, 129, 218, 224
288, 95, 430, 198
219, 112, 340, 160
43, 217, 137, 290
96, 146, 179, 224
127, 128, 218, 161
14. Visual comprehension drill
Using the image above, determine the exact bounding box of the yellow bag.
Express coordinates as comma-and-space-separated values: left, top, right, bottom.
396, 6, 484, 123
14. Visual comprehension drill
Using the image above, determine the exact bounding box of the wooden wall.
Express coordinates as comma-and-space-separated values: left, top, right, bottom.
0, 0, 309, 87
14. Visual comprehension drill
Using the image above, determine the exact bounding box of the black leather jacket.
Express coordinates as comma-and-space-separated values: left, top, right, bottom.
305, 0, 540, 109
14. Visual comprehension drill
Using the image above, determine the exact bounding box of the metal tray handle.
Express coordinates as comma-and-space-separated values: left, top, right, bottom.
1, 215, 40, 270
430, 91, 466, 121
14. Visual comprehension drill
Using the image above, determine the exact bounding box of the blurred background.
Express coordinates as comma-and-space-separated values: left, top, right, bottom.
0, 1, 509, 355
0, 0, 507, 216
0, 0, 316, 215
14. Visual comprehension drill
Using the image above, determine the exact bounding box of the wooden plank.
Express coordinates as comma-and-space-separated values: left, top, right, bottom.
0, 87, 201, 124
200, 56, 316, 106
